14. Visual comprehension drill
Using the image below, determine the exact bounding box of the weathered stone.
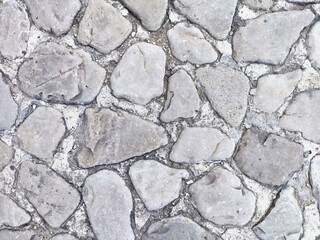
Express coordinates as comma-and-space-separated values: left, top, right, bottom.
167, 22, 218, 64
76, 108, 168, 167
288, 0, 320, 2
310, 155, 320, 209
242, 0, 273, 10
0, 0, 29, 59
170, 127, 235, 163
83, 170, 134, 240
18, 42, 106, 104
253, 187, 303, 239
16, 107, 66, 159
196, 66, 250, 126
160, 70, 200, 122
24, 0, 81, 36
110, 42, 166, 105
254, 70, 301, 113
17, 161, 80, 228
50, 233, 78, 240
234, 129, 304, 186
0, 230, 38, 240
189, 167, 256, 226
174, 0, 238, 40
233, 10, 314, 64
129, 160, 189, 210
0, 140, 14, 171
307, 21, 320, 69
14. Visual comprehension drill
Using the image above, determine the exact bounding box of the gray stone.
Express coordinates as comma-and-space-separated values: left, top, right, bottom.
78, 0, 132, 54
160, 70, 200, 122
17, 161, 80, 228
310, 155, 320, 209
288, 0, 320, 2
196, 66, 250, 127
129, 160, 189, 210
174, 0, 238, 40
189, 167, 256, 226
76, 108, 168, 168
0, 140, 14, 171
167, 22, 218, 64
170, 127, 235, 163
110, 42, 166, 105
83, 170, 134, 240
18, 42, 106, 104
242, 0, 273, 10
234, 129, 304, 186
0, 230, 38, 240
307, 21, 320, 69
50, 233, 78, 240
233, 10, 314, 64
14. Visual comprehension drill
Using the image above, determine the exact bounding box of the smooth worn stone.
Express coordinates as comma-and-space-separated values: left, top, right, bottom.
160, 70, 200, 122
233, 10, 314, 65
170, 127, 235, 163
307, 21, 320, 69
0, 230, 38, 240
17, 161, 80, 228
234, 129, 304, 186
167, 22, 218, 64
24, 0, 81, 36
16, 107, 66, 159
129, 160, 189, 210
310, 155, 320, 208
254, 70, 301, 113
0, 0, 29, 59
76, 108, 168, 167
196, 66, 250, 127
50, 233, 78, 240
174, 0, 238, 40
189, 167, 256, 226
18, 42, 106, 104
253, 187, 303, 239
242, 0, 273, 10
0, 140, 14, 171
83, 170, 134, 240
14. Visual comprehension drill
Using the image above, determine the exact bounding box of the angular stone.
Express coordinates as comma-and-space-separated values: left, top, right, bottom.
243, 0, 273, 10
76, 108, 168, 167
110, 42, 166, 105
254, 70, 301, 113
78, 0, 132, 54
129, 160, 189, 210
0, 140, 14, 171
170, 127, 235, 163
233, 10, 314, 64
18, 42, 106, 104
310, 156, 320, 208
174, 0, 238, 39
196, 66, 250, 126
17, 161, 80, 228
24, 0, 81, 36
0, 230, 38, 240
234, 129, 304, 186
0, 0, 29, 59
307, 21, 320, 69
167, 22, 218, 64
83, 170, 134, 240
50, 233, 78, 240
160, 70, 200, 122
189, 167, 256, 226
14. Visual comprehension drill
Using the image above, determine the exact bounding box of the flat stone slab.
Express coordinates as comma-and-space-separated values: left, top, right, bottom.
50, 234, 78, 240
0, 230, 38, 240
0, 140, 14, 171
243, 0, 273, 9
310, 155, 320, 210
307, 21, 320, 69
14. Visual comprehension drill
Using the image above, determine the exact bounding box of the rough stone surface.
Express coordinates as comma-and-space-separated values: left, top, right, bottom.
50, 233, 78, 240
242, 0, 273, 9
310, 155, 320, 209
288, 0, 320, 2
307, 21, 320, 69
0, 230, 37, 240
0, 140, 14, 171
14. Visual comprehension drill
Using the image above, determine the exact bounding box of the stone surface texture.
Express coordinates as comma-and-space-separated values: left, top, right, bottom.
308, 21, 320, 69
243, 0, 273, 10
50, 234, 78, 240
0, 140, 14, 171
310, 155, 320, 209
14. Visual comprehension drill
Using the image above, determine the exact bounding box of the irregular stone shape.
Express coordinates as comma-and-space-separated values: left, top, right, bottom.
310, 156, 320, 207
189, 167, 256, 226
83, 170, 134, 240
0, 140, 14, 171
24, 0, 81, 36
17, 161, 80, 228
18, 42, 106, 104
243, 0, 273, 10
0, 230, 37, 240
253, 187, 303, 239
50, 233, 78, 240
129, 160, 189, 210
16, 107, 66, 159
0, 0, 29, 59
307, 21, 320, 69
160, 70, 200, 122
167, 22, 218, 64
196, 66, 250, 126
254, 70, 301, 113
174, 0, 238, 39
234, 129, 304, 186
170, 127, 235, 163
288, 0, 320, 2
233, 10, 314, 64
76, 108, 168, 167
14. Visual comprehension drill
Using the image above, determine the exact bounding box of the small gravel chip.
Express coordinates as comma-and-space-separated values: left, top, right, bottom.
50, 233, 78, 240
0, 140, 14, 171
243, 0, 273, 10
307, 21, 320, 69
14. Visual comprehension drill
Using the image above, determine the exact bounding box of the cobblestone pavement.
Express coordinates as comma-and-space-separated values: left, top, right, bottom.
1, 0, 320, 239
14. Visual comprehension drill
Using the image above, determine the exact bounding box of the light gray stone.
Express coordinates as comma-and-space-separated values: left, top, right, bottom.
189, 167, 256, 226
307, 21, 320, 69
196, 66, 250, 127
170, 127, 235, 163
0, 140, 13, 171
50, 233, 78, 240
288, 0, 320, 2
83, 170, 134, 240
174, 0, 238, 40
242, 0, 273, 10
0, 230, 38, 240
76, 108, 168, 167
160, 70, 200, 122
18, 42, 106, 104
167, 22, 218, 64
129, 160, 189, 210
310, 155, 320, 209
233, 10, 314, 65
